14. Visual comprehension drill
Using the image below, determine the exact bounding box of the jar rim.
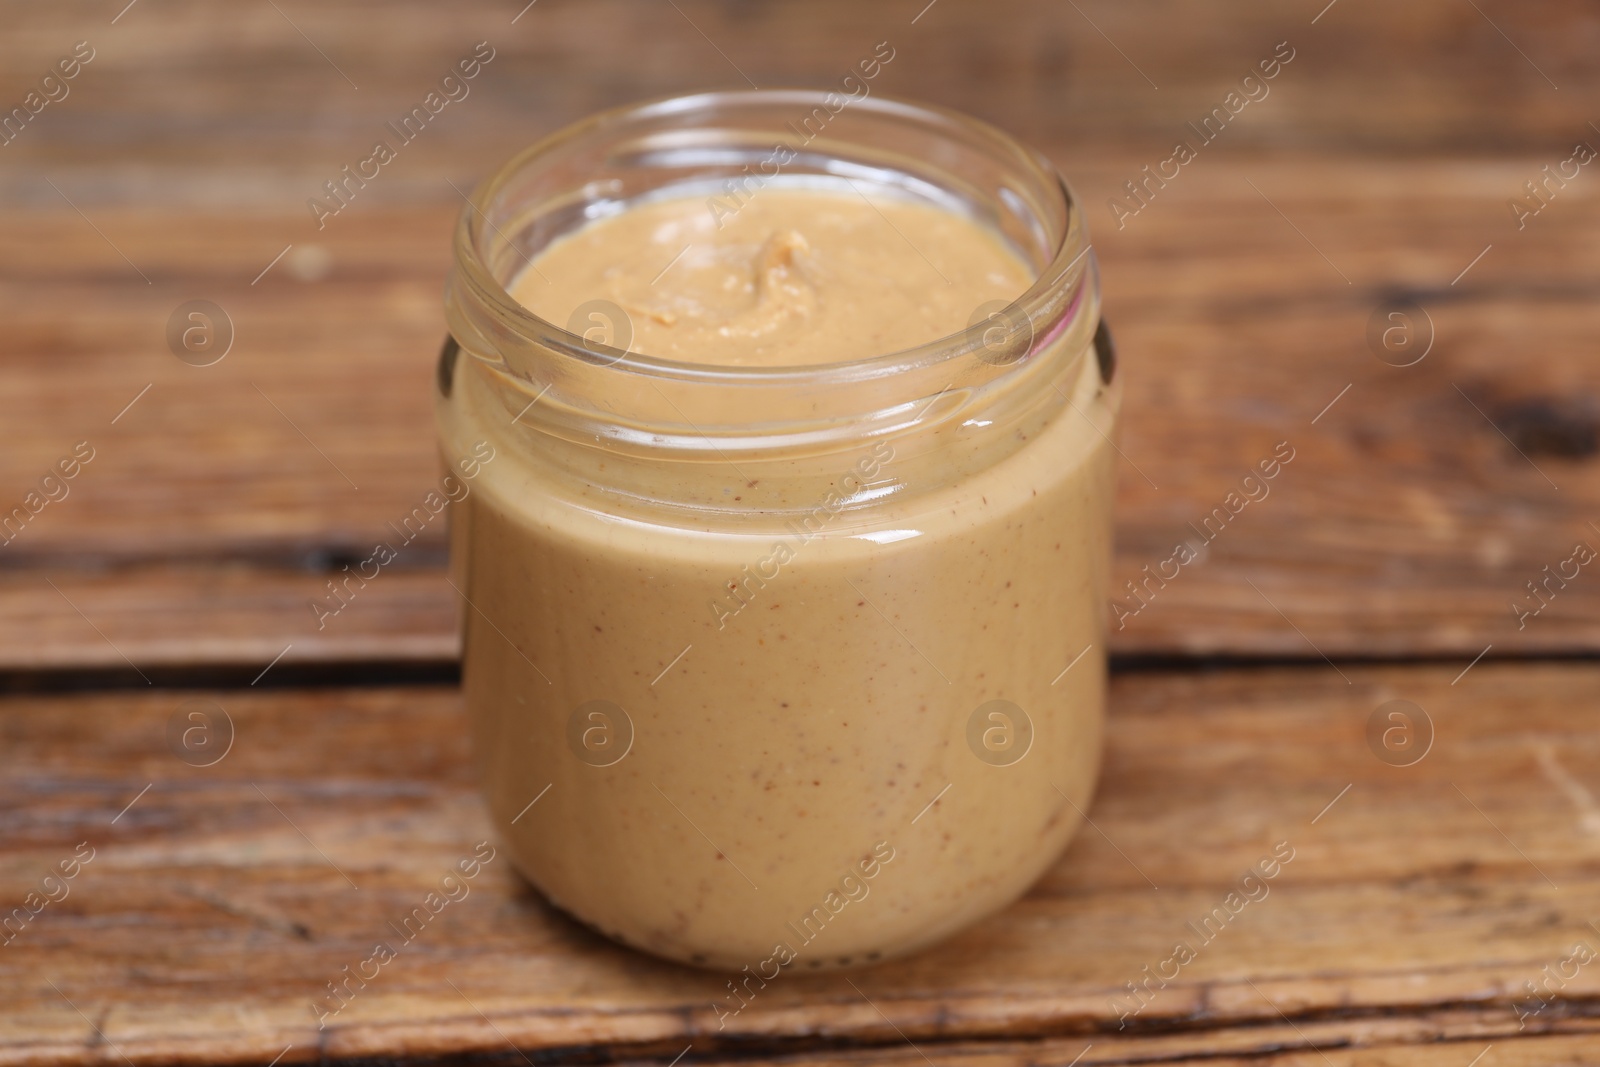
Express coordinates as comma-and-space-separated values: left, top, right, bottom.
450, 88, 1092, 386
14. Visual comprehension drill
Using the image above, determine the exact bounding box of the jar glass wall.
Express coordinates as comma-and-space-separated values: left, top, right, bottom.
437, 90, 1118, 970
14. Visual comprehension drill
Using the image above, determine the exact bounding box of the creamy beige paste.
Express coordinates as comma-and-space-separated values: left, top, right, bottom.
512, 188, 1032, 365
443, 186, 1115, 971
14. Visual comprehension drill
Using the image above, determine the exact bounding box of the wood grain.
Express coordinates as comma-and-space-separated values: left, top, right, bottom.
4, 152, 1599, 668
4, 1, 1599, 667
2, 3, 1597, 1063
2, 662, 1597, 1065
0, 566, 455, 679
2, 0, 1595, 184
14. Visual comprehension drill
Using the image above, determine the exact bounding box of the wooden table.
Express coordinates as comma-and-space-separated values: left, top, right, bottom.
4, 1, 1598, 1063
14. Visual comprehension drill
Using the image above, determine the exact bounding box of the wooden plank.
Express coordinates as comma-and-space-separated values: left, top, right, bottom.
0, 566, 455, 678
509, 1031, 1600, 1067
2, 662, 1597, 1064
0, 0, 1594, 178
4, 0, 1599, 668
4, 151, 1600, 667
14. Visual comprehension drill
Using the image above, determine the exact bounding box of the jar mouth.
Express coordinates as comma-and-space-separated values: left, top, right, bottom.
450, 89, 1092, 387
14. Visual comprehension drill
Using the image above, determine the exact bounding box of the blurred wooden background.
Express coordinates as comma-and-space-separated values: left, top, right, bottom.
3, 0, 1599, 674
2, 1, 1599, 1065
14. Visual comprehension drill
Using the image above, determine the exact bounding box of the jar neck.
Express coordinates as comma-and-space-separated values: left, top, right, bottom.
441, 90, 1100, 515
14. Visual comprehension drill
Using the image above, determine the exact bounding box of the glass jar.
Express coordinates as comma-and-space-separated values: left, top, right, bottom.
437, 90, 1117, 972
